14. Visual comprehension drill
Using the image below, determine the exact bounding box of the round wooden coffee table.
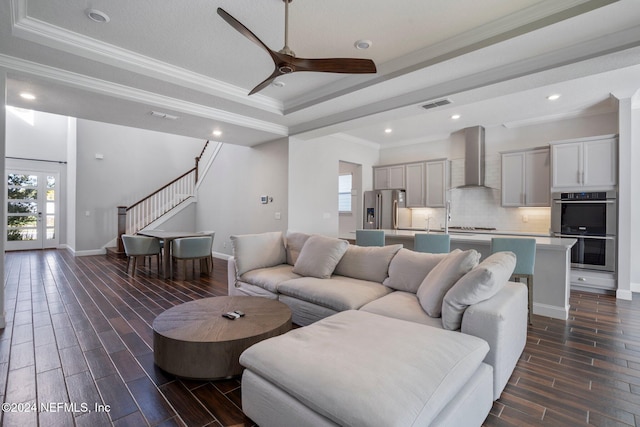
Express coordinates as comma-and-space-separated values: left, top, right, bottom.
152, 296, 292, 379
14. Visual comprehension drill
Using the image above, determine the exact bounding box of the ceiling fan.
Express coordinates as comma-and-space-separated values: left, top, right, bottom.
217, 0, 377, 95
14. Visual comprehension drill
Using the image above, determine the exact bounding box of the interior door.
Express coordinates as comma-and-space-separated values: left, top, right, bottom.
6, 170, 60, 250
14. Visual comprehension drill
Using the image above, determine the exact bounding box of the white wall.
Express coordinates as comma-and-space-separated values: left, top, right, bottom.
631, 106, 640, 291
195, 138, 289, 256
75, 119, 205, 252
289, 135, 379, 237
6, 108, 68, 161
66, 118, 77, 251
378, 113, 618, 233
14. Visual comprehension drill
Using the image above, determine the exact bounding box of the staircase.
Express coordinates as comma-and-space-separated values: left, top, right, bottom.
108, 140, 220, 257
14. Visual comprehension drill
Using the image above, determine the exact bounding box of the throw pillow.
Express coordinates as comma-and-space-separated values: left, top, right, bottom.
334, 244, 402, 283
382, 248, 450, 293
285, 231, 311, 265
231, 232, 286, 277
441, 251, 516, 331
417, 249, 480, 317
292, 235, 349, 279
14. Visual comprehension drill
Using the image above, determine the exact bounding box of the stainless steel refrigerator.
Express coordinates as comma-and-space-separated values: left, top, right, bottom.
363, 190, 406, 229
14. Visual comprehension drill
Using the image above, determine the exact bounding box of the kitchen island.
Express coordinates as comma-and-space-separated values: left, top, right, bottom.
364, 230, 576, 320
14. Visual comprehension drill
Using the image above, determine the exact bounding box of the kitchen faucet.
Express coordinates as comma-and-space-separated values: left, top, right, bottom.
444, 200, 451, 234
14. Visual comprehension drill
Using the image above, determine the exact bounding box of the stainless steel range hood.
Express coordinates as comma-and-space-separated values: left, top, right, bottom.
458, 125, 488, 188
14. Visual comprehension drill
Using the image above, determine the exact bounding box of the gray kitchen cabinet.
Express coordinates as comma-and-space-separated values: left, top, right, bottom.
425, 160, 448, 207
405, 162, 425, 207
550, 135, 617, 191
373, 165, 405, 190
501, 148, 550, 207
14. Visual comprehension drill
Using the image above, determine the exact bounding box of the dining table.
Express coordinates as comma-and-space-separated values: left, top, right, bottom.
137, 230, 210, 278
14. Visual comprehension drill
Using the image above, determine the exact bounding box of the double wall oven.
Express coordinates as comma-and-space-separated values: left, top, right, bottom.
551, 191, 617, 272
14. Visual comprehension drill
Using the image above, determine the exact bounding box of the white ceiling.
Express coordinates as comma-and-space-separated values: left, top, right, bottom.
2, 0, 640, 147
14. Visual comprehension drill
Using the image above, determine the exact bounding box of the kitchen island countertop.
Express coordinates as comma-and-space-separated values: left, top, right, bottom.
341, 229, 576, 320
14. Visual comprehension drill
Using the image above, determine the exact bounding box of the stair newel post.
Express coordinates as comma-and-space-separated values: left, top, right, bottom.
117, 206, 127, 252
195, 156, 199, 183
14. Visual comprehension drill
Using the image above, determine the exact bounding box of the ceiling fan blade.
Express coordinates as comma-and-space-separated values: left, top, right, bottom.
217, 8, 273, 56
289, 57, 377, 74
248, 69, 283, 96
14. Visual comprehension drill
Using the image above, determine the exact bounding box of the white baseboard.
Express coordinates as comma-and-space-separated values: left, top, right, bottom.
74, 248, 107, 257
617, 288, 634, 300
213, 251, 232, 260
533, 302, 569, 320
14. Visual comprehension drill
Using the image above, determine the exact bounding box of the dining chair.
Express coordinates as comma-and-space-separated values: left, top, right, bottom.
197, 230, 216, 272
491, 237, 536, 324
414, 233, 451, 254
121, 234, 162, 277
171, 235, 214, 279
355, 229, 385, 247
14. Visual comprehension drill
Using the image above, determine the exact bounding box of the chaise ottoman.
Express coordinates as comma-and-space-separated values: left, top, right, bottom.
239, 310, 494, 427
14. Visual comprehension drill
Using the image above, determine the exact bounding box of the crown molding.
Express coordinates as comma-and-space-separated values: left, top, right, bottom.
0, 53, 288, 136
331, 133, 380, 149
10, 0, 283, 114
501, 101, 616, 128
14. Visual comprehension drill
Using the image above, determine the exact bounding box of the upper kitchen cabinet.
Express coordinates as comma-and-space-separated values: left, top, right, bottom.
501, 147, 550, 207
550, 135, 617, 191
403, 160, 449, 207
405, 162, 425, 207
373, 165, 405, 190
425, 160, 449, 207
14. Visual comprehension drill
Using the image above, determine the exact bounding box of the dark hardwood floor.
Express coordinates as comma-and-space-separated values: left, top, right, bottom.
1, 249, 639, 426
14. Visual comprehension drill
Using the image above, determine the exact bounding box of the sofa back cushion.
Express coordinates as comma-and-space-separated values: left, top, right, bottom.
231, 232, 286, 276
292, 235, 349, 279
285, 231, 311, 265
441, 251, 516, 330
382, 248, 449, 293
417, 249, 480, 317
334, 244, 402, 283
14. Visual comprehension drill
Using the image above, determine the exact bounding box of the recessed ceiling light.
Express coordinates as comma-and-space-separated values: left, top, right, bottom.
451, 114, 461, 120
384, 128, 392, 134
271, 81, 285, 88
547, 94, 561, 101
212, 130, 222, 137
19, 92, 36, 100
86, 9, 110, 23
354, 39, 372, 50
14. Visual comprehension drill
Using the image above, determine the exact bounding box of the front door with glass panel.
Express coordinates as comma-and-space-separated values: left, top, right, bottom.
6, 170, 59, 250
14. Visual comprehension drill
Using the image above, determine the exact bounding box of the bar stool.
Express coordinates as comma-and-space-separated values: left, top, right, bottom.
491, 237, 536, 324
355, 229, 385, 247
414, 233, 450, 254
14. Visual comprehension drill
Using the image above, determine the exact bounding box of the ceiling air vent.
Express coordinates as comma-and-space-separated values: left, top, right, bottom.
421, 99, 452, 110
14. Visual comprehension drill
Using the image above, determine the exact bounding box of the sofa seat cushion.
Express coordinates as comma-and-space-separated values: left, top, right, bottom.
359, 291, 444, 328
239, 264, 301, 293
240, 310, 490, 427
277, 276, 393, 312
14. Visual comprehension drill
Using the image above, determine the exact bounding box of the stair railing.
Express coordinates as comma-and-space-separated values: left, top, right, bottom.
116, 140, 210, 251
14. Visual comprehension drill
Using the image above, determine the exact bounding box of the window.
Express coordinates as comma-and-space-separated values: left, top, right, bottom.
339, 174, 353, 213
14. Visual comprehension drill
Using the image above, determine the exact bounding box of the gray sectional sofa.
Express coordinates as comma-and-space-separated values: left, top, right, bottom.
227, 231, 528, 427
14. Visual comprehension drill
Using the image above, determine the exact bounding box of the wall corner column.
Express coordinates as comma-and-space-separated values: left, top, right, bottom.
0, 71, 7, 328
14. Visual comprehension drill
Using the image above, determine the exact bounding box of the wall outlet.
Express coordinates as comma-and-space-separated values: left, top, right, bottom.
275, 212, 281, 220
522, 215, 529, 223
